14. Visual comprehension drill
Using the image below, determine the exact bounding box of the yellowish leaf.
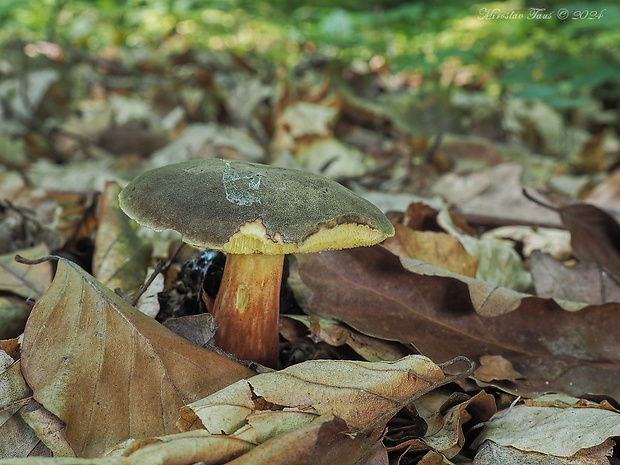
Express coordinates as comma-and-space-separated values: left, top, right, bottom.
383, 224, 478, 277
180, 355, 447, 442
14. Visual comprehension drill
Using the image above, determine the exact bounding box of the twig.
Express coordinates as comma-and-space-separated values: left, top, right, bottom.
0, 396, 34, 413
522, 187, 559, 211
14, 254, 56, 265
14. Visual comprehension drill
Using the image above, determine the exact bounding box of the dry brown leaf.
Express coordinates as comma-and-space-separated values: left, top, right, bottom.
383, 224, 478, 277
0, 244, 52, 298
93, 181, 152, 297
401, 202, 443, 231
296, 246, 620, 397
0, 430, 254, 465
530, 251, 620, 304
21, 257, 254, 457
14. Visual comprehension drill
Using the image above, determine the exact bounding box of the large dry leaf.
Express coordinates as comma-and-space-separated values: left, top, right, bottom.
21, 257, 254, 457
179, 356, 450, 441
296, 246, 620, 398
0, 244, 51, 298
93, 182, 152, 297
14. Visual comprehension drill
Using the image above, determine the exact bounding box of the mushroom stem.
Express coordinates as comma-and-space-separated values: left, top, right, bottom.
211, 253, 284, 367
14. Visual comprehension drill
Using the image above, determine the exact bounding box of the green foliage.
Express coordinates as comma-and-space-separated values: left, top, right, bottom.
1, 0, 618, 109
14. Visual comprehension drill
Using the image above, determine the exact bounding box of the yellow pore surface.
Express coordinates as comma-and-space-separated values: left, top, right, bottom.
211, 218, 388, 255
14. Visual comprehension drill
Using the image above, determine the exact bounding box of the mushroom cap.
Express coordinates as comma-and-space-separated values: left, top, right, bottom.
119, 158, 394, 254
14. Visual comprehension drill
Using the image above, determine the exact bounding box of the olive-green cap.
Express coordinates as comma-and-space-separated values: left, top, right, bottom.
119, 158, 394, 254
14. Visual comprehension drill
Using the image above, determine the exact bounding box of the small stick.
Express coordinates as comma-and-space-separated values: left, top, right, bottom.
0, 396, 34, 413
14, 255, 55, 265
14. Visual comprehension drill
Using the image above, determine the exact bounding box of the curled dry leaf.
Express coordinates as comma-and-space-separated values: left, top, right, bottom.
420, 390, 496, 459
119, 430, 254, 465
179, 356, 449, 442
296, 246, 620, 398
387, 389, 496, 461
20, 257, 254, 457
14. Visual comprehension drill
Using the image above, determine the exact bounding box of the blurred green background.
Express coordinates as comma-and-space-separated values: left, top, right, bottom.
2, 0, 620, 109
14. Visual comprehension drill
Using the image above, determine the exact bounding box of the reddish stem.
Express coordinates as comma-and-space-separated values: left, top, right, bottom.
211, 253, 284, 367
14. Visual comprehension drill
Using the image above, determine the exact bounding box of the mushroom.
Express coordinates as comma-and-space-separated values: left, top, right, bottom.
119, 158, 394, 367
